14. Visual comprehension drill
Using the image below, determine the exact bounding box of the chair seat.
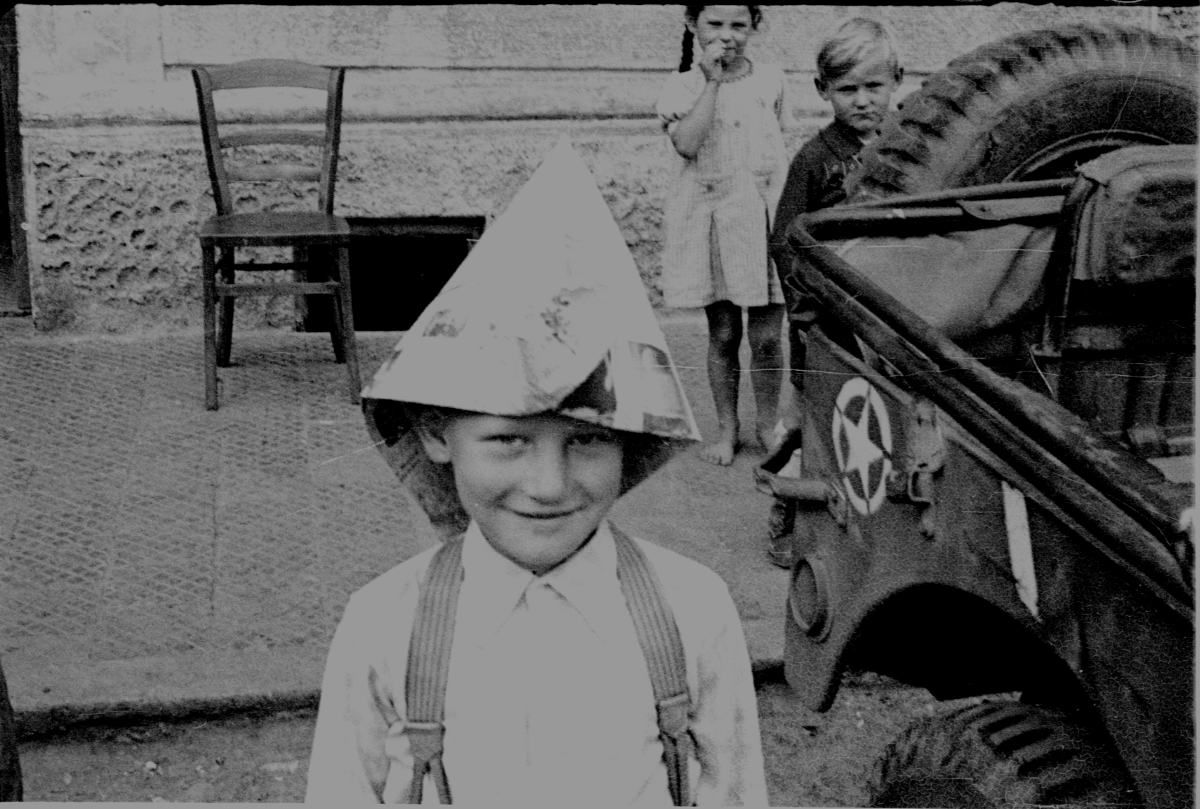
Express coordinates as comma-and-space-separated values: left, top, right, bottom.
199, 211, 351, 247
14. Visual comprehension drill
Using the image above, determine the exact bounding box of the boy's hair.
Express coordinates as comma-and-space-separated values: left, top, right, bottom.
678, 5, 763, 72
398, 401, 460, 442
816, 17, 901, 84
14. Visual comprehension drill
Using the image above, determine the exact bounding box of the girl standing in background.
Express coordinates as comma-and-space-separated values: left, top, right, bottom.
657, 5, 787, 466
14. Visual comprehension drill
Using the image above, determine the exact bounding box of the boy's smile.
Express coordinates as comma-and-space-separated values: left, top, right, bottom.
817, 51, 903, 140
418, 412, 624, 576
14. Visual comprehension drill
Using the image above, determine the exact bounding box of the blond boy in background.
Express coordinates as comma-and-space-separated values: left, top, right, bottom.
764, 19, 904, 567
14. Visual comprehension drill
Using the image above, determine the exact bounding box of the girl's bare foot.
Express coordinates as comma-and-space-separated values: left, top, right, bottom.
700, 425, 738, 466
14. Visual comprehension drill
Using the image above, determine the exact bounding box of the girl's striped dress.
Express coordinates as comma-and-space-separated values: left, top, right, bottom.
656, 61, 788, 309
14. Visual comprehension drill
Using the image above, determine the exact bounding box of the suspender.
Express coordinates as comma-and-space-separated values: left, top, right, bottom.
404, 536, 463, 804
612, 527, 693, 807
403, 526, 693, 806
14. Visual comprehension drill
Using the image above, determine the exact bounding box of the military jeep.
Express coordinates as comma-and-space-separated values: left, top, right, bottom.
758, 25, 1195, 808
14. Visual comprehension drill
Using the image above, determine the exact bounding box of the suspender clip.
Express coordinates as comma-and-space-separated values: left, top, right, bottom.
656, 691, 691, 740
405, 721, 451, 804
405, 721, 445, 762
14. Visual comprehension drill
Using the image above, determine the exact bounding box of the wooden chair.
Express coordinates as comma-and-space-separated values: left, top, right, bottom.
192, 59, 360, 410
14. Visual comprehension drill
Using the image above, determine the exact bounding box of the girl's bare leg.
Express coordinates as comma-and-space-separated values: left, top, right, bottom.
747, 303, 784, 452
701, 301, 742, 465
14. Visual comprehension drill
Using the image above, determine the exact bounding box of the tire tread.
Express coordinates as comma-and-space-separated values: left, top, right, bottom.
870, 699, 1141, 808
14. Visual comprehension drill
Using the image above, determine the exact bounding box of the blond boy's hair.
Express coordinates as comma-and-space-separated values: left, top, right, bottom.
816, 17, 901, 84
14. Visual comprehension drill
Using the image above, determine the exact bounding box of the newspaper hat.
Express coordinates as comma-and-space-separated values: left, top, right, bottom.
363, 138, 701, 537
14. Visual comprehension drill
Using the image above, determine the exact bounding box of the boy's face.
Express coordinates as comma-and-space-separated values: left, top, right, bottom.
817, 50, 903, 140
418, 412, 624, 576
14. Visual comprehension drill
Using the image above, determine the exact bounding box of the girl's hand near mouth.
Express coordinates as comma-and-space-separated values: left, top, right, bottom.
698, 40, 728, 82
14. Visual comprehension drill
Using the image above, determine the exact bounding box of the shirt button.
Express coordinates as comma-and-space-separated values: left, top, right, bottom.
705, 184, 715, 192
734, 120, 741, 128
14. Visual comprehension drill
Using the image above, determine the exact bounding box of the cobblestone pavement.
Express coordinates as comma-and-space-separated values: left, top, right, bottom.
0, 316, 788, 723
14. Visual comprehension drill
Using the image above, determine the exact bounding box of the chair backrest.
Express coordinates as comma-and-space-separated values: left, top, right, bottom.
192, 59, 345, 216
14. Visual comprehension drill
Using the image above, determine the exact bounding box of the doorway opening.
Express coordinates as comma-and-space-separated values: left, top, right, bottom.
302, 216, 485, 333
0, 8, 30, 315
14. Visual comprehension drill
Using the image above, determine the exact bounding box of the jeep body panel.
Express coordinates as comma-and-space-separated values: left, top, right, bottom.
778, 194, 1194, 806
784, 322, 1193, 808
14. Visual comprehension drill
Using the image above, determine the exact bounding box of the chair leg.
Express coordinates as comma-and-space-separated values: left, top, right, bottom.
294, 245, 311, 330
217, 247, 235, 367
323, 246, 346, 363
329, 296, 347, 363
201, 243, 219, 410
334, 245, 362, 405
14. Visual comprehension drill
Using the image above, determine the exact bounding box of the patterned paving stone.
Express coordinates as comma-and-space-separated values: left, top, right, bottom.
0, 324, 789, 685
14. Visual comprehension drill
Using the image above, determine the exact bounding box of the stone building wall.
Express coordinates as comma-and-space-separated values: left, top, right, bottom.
16, 4, 1192, 332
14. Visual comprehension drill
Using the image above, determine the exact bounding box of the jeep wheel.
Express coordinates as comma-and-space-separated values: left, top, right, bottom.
870, 699, 1140, 808
846, 25, 1198, 197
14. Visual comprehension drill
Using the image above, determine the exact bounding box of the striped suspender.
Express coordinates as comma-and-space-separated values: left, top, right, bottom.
403, 536, 464, 805
403, 528, 692, 805
611, 525, 694, 807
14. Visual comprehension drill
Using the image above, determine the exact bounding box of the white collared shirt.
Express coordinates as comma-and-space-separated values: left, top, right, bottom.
306, 520, 767, 805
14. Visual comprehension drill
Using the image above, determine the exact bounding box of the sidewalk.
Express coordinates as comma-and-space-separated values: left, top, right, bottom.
0, 314, 789, 735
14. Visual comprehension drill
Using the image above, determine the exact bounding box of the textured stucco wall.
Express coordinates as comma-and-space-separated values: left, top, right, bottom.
28, 120, 800, 332
16, 3, 1194, 332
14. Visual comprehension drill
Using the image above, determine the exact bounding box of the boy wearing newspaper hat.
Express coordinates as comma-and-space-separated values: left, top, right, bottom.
306, 140, 767, 806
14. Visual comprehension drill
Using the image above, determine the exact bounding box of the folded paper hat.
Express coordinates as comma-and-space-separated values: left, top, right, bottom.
362, 138, 701, 538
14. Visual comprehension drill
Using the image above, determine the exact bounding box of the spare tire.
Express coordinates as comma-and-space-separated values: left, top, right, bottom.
846, 25, 1198, 198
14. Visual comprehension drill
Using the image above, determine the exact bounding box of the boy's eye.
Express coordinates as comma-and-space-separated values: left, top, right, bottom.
571, 431, 618, 448
485, 434, 527, 447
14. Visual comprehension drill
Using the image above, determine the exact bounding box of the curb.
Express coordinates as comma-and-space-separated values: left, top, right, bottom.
17, 656, 788, 741
15, 690, 321, 741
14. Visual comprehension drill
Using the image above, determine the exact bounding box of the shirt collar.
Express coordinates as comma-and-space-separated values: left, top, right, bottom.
460, 520, 621, 641
819, 118, 866, 161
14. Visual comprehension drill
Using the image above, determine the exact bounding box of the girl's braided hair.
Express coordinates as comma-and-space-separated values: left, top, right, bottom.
679, 5, 763, 72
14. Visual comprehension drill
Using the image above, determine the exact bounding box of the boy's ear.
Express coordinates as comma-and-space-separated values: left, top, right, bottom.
814, 76, 829, 101
413, 413, 454, 464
